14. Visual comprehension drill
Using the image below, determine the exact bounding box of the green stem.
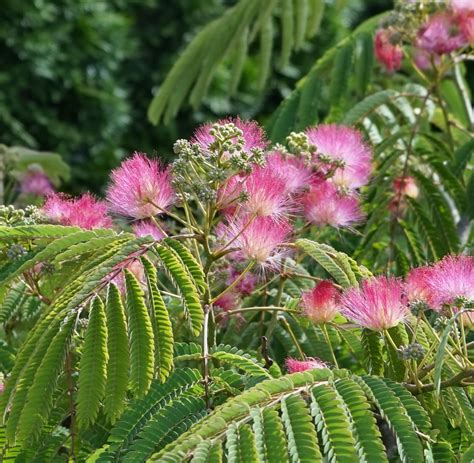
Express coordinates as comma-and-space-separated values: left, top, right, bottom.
210, 260, 255, 304
280, 318, 305, 360
321, 323, 339, 368
453, 60, 474, 132
264, 276, 286, 340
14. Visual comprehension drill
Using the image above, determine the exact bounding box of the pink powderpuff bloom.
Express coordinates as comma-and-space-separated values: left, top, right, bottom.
265, 152, 312, 195
301, 280, 340, 324
413, 49, 439, 71
107, 152, 175, 219
306, 124, 372, 189
192, 117, 268, 158
301, 180, 363, 228
43, 193, 112, 230
393, 176, 419, 199
241, 167, 291, 220
406, 266, 436, 306
341, 276, 408, 331
214, 291, 240, 312
218, 215, 291, 268
416, 12, 466, 55
132, 220, 166, 241
216, 174, 246, 213
20, 170, 54, 197
286, 357, 326, 373
228, 267, 257, 296
374, 29, 403, 72
458, 11, 474, 44
426, 255, 474, 308
451, 0, 474, 13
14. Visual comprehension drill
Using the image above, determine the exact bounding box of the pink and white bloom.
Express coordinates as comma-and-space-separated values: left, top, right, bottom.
459, 11, 474, 44
265, 152, 312, 195
218, 215, 291, 268
406, 266, 436, 305
306, 124, 372, 189
192, 117, 268, 157
393, 176, 419, 199
450, 0, 474, 13
217, 175, 246, 212
43, 193, 112, 230
227, 267, 257, 295
416, 13, 466, 55
107, 152, 175, 219
20, 169, 54, 197
301, 280, 340, 324
341, 276, 408, 330
413, 49, 439, 71
301, 180, 363, 228
426, 255, 474, 307
374, 29, 403, 72
132, 220, 166, 241
286, 357, 326, 373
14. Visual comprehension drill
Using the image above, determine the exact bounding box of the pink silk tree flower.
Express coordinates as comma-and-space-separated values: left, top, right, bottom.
426, 255, 474, 308
132, 220, 166, 241
413, 49, 441, 70
217, 174, 246, 212
459, 11, 474, 44
107, 152, 175, 219
218, 215, 291, 268
286, 357, 326, 373
374, 29, 403, 72
227, 267, 257, 296
20, 169, 54, 197
306, 124, 372, 189
416, 12, 466, 55
450, 0, 474, 13
241, 167, 291, 220
43, 193, 112, 229
192, 117, 268, 157
393, 176, 419, 199
406, 266, 436, 306
265, 152, 312, 195
341, 276, 409, 331
301, 280, 340, 323
301, 180, 363, 228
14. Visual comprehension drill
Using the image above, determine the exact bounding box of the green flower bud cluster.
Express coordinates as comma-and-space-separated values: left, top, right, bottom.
409, 300, 430, 316
397, 343, 426, 361
286, 132, 315, 160
0, 205, 42, 226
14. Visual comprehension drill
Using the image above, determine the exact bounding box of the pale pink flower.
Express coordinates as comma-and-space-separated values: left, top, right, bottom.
228, 267, 257, 295
107, 152, 175, 219
393, 176, 419, 199
413, 49, 440, 70
306, 124, 372, 189
214, 291, 240, 312
426, 255, 474, 307
406, 266, 436, 305
218, 215, 291, 268
132, 220, 165, 241
43, 193, 112, 230
451, 0, 474, 13
301, 280, 340, 323
286, 357, 326, 373
459, 11, 474, 44
341, 276, 408, 330
241, 167, 291, 219
374, 29, 403, 72
192, 117, 268, 157
217, 175, 246, 212
20, 170, 54, 197
301, 180, 363, 228
416, 12, 466, 55
265, 152, 312, 195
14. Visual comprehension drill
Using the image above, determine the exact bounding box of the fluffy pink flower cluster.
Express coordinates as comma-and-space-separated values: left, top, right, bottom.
407, 255, 474, 309
42, 193, 112, 230
20, 169, 54, 197
375, 1, 473, 73
285, 357, 326, 373
300, 255, 473, 332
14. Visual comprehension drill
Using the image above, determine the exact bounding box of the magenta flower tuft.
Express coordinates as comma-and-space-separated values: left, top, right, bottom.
218, 215, 291, 268
227, 267, 257, 295
265, 152, 312, 195
374, 29, 403, 72
459, 11, 474, 44
43, 193, 112, 230
107, 152, 175, 219
20, 169, 54, 197
426, 255, 474, 308
301, 280, 340, 324
301, 180, 363, 228
406, 266, 436, 306
393, 176, 419, 199
416, 13, 466, 55
132, 220, 166, 241
192, 117, 268, 157
286, 357, 326, 373
306, 124, 372, 189
341, 276, 408, 330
